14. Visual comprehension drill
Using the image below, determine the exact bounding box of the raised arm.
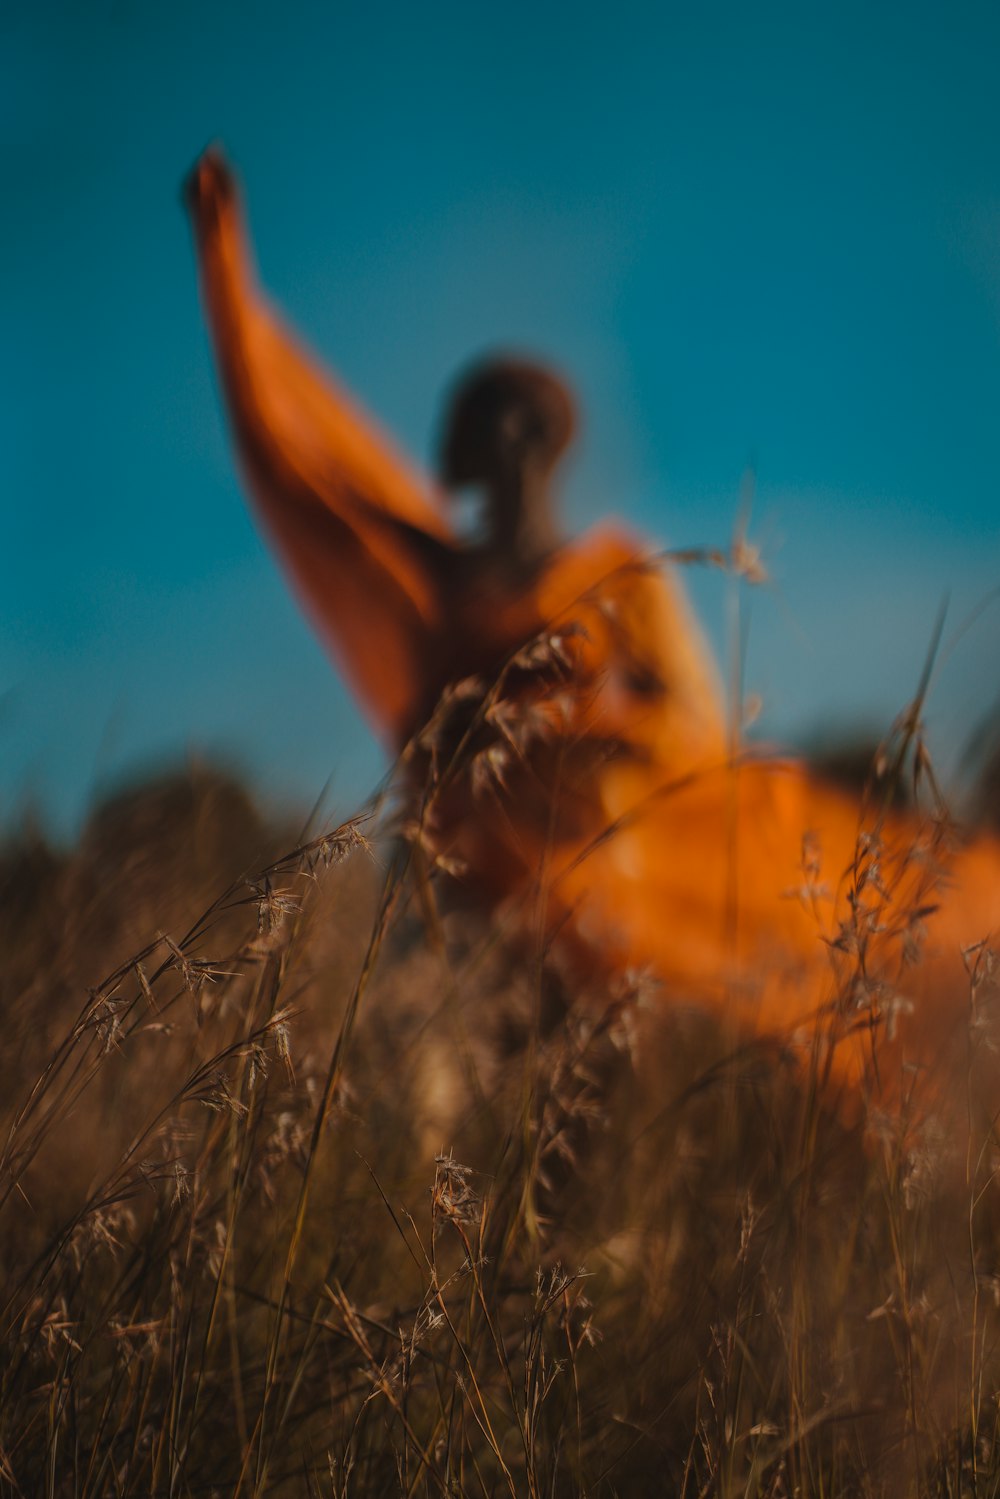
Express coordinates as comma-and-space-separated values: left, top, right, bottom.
186, 148, 456, 748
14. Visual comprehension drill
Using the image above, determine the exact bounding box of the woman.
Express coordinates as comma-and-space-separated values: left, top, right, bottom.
188, 150, 1000, 1119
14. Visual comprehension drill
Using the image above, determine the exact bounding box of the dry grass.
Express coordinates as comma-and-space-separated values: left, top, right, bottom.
2, 728, 1000, 1498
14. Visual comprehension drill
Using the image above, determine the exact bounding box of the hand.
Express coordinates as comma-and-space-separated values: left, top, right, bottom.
183, 145, 236, 238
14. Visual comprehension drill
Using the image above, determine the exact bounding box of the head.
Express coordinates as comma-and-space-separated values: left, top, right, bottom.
438, 357, 577, 497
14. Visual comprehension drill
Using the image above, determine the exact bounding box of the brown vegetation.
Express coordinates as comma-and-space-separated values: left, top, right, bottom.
2, 750, 1000, 1495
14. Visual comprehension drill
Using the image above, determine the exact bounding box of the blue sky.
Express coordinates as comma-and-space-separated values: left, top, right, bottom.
3, 0, 1000, 835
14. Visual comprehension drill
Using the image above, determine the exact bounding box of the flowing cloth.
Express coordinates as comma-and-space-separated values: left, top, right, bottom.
188, 150, 1000, 1118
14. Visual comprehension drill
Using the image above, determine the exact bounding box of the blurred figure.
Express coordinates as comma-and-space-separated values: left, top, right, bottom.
188, 150, 1000, 1119
185, 150, 723, 762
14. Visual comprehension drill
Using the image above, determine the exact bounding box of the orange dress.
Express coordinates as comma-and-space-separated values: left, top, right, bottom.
188, 150, 1000, 1117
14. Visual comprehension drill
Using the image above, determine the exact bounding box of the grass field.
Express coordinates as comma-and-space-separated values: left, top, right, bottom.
2, 745, 1000, 1498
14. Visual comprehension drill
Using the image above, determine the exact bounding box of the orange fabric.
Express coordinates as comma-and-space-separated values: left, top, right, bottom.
188, 151, 453, 746
189, 150, 1000, 1117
